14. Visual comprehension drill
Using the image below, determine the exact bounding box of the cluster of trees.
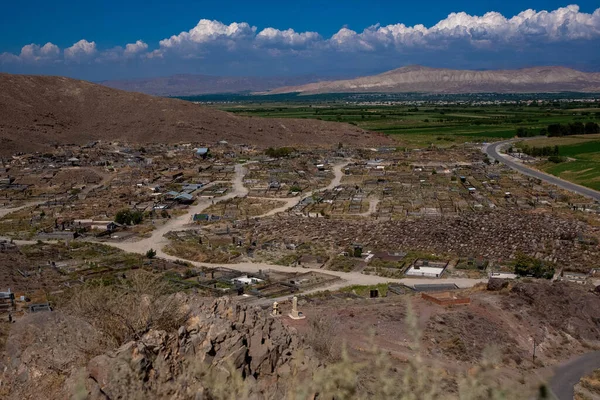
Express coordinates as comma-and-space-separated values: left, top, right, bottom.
515, 127, 542, 138
513, 253, 555, 279
547, 121, 600, 137
265, 147, 295, 158
515, 121, 600, 138
518, 145, 559, 157
114, 209, 144, 225
512, 145, 566, 162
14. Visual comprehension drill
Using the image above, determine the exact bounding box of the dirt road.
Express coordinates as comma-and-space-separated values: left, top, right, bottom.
90, 160, 486, 292
249, 161, 349, 218
356, 197, 380, 217
0, 199, 50, 218
106, 163, 248, 255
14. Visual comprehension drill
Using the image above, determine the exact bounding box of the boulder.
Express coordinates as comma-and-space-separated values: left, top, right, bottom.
487, 278, 509, 291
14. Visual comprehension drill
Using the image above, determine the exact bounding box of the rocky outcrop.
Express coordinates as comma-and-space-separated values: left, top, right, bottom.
1, 297, 320, 400
83, 297, 319, 399
487, 278, 510, 291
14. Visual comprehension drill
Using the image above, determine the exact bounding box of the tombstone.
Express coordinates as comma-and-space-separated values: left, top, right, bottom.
288, 296, 305, 320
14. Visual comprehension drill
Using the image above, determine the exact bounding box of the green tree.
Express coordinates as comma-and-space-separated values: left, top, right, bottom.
115, 209, 144, 225
585, 121, 600, 134
514, 253, 554, 279
265, 147, 294, 158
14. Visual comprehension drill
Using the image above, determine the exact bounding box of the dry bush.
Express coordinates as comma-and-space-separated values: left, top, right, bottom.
66, 270, 189, 347
305, 311, 342, 362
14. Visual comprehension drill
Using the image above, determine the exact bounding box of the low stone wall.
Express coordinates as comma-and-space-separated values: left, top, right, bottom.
421, 292, 470, 306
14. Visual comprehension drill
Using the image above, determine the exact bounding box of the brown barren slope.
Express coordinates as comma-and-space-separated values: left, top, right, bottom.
0, 73, 391, 155
270, 65, 600, 94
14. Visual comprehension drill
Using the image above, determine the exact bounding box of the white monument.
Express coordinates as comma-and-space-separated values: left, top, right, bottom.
288, 296, 305, 320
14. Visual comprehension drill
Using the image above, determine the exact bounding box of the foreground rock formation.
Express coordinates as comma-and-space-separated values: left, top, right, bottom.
0, 297, 319, 399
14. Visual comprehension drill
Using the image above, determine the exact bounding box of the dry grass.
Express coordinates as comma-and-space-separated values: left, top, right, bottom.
576, 369, 600, 399
65, 270, 189, 347
287, 300, 519, 400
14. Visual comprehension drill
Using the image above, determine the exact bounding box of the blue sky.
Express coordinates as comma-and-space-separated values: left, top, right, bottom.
1, 1, 599, 80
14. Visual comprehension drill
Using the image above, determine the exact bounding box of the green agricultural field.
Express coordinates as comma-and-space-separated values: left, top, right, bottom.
514, 134, 600, 190
534, 139, 600, 191
188, 94, 600, 173
202, 96, 600, 148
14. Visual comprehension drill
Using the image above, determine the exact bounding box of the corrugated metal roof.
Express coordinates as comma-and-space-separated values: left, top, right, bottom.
175, 193, 194, 201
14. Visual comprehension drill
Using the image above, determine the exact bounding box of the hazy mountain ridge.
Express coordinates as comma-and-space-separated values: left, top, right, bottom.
101, 74, 326, 96
268, 66, 600, 94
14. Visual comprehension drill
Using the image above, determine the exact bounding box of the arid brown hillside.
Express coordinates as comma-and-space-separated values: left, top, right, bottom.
270, 65, 600, 94
0, 73, 391, 155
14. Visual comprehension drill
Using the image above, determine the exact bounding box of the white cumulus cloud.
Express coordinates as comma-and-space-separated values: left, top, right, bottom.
156, 19, 256, 56
329, 5, 600, 51
124, 40, 148, 56
64, 39, 97, 62
20, 42, 60, 61
1, 5, 600, 76
256, 28, 321, 48
0, 42, 60, 63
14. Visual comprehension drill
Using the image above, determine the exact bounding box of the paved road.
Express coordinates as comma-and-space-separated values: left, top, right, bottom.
486, 140, 600, 398
484, 140, 600, 202
550, 351, 600, 400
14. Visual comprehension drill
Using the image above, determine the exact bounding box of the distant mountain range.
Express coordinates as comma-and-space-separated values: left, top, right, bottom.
268, 66, 600, 94
101, 74, 327, 96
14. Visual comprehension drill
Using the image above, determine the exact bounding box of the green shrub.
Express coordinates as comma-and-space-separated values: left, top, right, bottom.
265, 147, 294, 158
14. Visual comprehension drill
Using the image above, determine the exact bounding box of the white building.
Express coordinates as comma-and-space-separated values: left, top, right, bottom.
405, 265, 446, 278
231, 275, 264, 286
